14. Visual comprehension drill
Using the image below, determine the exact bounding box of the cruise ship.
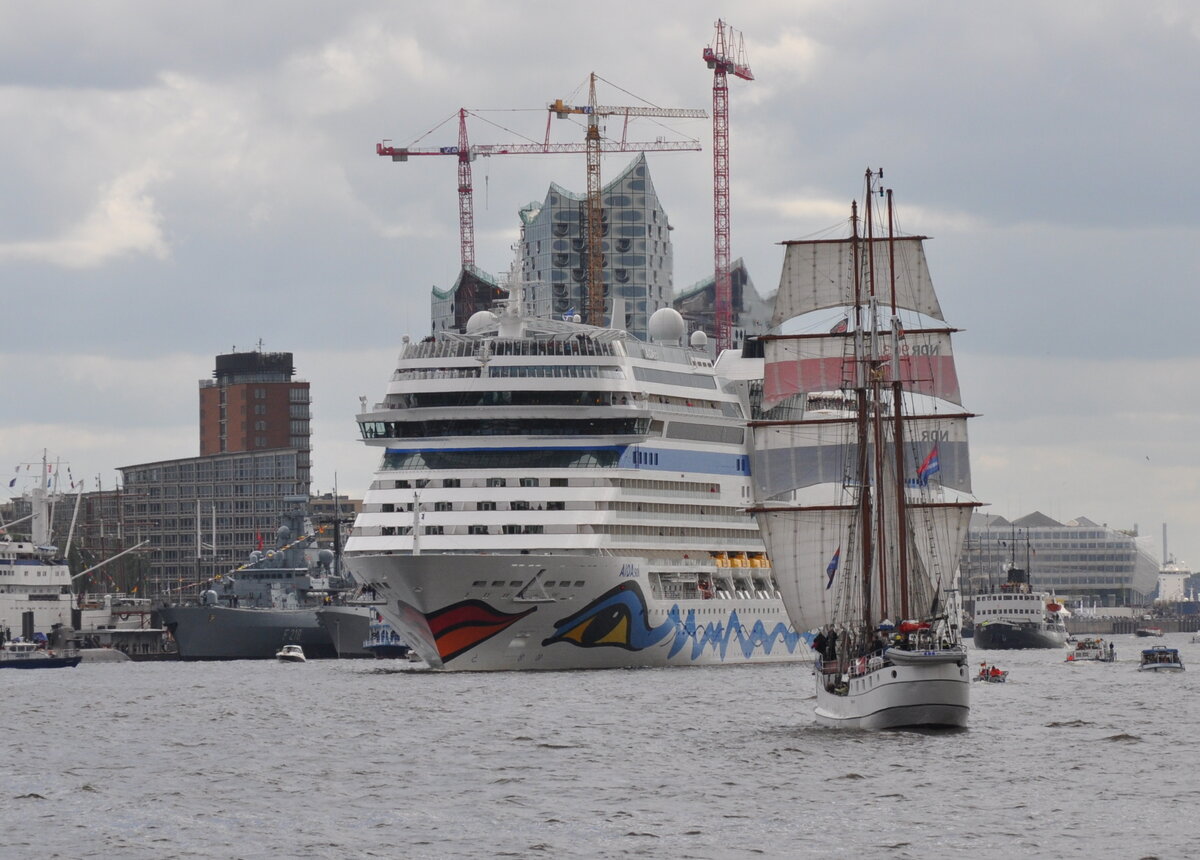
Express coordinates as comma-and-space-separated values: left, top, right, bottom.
345, 296, 809, 671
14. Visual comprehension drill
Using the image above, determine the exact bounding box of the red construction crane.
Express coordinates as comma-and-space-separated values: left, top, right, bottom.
703, 19, 754, 353
378, 107, 702, 273
551, 73, 708, 327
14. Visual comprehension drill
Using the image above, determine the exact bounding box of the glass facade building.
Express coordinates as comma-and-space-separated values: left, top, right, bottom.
118, 450, 310, 598
963, 512, 1159, 606
518, 153, 673, 341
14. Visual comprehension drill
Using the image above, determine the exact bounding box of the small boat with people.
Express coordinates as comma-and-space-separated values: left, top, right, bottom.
974, 662, 1008, 683
1, 639, 82, 669
1138, 645, 1183, 672
275, 644, 306, 663
1065, 637, 1115, 663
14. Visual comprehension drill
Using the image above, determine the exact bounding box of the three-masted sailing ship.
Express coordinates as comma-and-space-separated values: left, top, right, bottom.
749, 169, 979, 729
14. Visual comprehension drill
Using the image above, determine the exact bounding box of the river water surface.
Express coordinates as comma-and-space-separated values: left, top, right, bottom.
3, 634, 1195, 859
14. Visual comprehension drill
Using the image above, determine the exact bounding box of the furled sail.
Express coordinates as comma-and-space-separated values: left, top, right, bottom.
761, 329, 961, 411
752, 415, 973, 499
772, 237, 943, 326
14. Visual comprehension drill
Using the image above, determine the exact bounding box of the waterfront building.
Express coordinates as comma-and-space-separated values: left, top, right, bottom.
963, 512, 1159, 607
672, 258, 771, 352
199, 350, 311, 462
118, 451, 310, 598
517, 153, 674, 341
115, 349, 314, 598
430, 266, 511, 335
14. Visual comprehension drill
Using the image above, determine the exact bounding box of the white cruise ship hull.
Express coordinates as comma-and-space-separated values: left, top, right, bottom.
813, 649, 971, 730
352, 553, 811, 671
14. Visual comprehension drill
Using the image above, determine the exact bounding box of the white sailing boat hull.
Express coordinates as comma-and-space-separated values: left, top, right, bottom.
352, 552, 810, 672
813, 650, 970, 730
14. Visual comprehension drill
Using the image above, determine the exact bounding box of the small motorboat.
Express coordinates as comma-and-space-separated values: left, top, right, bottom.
1135, 627, 1164, 638
1065, 637, 1115, 663
0, 640, 82, 669
974, 663, 1008, 683
275, 644, 306, 663
1139, 646, 1183, 672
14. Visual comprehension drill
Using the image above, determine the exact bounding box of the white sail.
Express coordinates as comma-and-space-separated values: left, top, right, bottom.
772, 237, 943, 326
762, 329, 961, 411
758, 506, 857, 633
905, 501, 976, 613
752, 415, 973, 498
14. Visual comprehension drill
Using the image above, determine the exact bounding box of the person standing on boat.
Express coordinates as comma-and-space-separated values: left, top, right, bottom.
812, 629, 828, 659
1108, 641, 1115, 661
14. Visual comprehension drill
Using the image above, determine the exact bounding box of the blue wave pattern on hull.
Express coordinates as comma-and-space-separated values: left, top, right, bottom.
541, 581, 809, 661
669, 607, 809, 661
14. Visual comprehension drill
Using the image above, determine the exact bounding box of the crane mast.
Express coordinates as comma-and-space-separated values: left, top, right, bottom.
551, 73, 707, 326
703, 19, 753, 353
456, 108, 475, 268
379, 102, 703, 280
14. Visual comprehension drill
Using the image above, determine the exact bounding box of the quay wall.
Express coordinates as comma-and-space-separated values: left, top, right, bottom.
1066, 617, 1200, 635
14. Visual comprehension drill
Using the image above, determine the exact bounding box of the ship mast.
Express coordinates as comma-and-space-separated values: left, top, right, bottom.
851, 199, 874, 630
886, 184, 912, 620
864, 169, 891, 623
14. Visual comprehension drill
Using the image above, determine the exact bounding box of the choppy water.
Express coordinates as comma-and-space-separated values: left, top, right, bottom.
3, 634, 1196, 859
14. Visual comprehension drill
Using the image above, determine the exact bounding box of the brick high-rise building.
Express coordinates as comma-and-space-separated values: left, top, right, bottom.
199, 351, 310, 465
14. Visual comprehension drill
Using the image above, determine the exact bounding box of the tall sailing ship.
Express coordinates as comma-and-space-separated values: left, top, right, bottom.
749, 170, 978, 729
345, 290, 808, 671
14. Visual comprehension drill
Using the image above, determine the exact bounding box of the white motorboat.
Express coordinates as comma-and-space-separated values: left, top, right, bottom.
1065, 637, 1115, 663
1139, 646, 1183, 672
275, 644, 306, 663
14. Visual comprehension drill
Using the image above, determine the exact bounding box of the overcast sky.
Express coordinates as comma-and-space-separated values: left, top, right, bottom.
3, 2, 1198, 568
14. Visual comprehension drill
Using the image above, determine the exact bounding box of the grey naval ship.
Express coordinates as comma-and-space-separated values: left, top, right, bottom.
159, 502, 373, 659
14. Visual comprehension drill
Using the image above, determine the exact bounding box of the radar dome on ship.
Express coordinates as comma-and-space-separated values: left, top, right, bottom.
318, 548, 335, 569
648, 308, 686, 345
277, 525, 290, 542
690, 330, 708, 349
466, 310, 498, 334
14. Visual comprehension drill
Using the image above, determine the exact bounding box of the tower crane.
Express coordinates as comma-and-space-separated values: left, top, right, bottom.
550, 73, 708, 326
378, 107, 702, 273
703, 20, 754, 353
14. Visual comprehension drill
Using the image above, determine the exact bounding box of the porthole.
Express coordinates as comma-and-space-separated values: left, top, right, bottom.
891, 670, 898, 679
